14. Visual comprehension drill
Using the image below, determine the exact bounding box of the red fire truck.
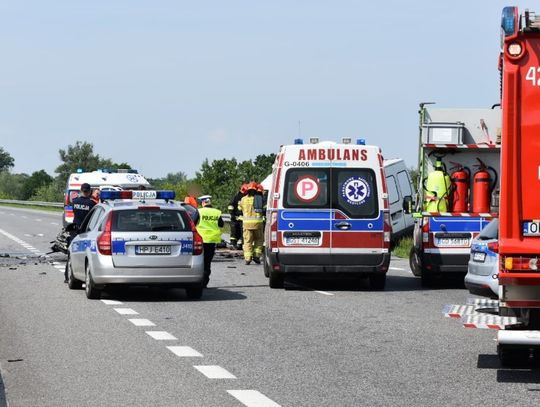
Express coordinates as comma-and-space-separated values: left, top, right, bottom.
445, 6, 540, 366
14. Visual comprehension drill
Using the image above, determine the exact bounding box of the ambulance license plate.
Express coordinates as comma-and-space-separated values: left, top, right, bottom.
523, 221, 540, 236
135, 245, 171, 255
473, 252, 486, 262
284, 237, 320, 246
435, 237, 470, 247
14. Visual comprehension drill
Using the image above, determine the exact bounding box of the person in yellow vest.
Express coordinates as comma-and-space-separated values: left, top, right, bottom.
238, 182, 264, 265
196, 195, 224, 287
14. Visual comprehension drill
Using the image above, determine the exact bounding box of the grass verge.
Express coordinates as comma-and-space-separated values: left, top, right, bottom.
392, 236, 413, 258
0, 202, 63, 213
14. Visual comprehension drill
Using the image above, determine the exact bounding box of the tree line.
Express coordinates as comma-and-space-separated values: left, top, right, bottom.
0, 142, 275, 211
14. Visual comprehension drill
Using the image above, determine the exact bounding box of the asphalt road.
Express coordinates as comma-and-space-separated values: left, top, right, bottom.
0, 205, 539, 406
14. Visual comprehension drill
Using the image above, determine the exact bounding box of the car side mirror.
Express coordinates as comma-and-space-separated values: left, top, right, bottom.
403, 196, 414, 214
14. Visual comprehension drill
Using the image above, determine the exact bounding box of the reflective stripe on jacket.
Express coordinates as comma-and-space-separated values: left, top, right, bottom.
238, 196, 262, 230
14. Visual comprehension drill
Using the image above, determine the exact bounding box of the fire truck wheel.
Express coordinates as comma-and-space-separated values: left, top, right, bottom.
269, 270, 284, 289
263, 255, 270, 278
498, 345, 530, 367
409, 247, 422, 277
369, 274, 386, 290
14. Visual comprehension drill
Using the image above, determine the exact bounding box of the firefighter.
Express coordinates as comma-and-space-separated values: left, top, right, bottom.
228, 184, 247, 250
196, 195, 224, 287
65, 183, 96, 283
238, 182, 264, 265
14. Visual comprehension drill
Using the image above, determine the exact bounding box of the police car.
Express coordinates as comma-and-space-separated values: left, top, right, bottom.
66, 190, 205, 300
263, 138, 391, 289
63, 169, 151, 226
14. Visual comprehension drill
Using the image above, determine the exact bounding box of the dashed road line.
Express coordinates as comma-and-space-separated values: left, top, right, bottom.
114, 308, 139, 315
389, 267, 405, 271
227, 390, 281, 407
194, 365, 236, 379
101, 299, 123, 305
314, 290, 334, 296
35, 219, 42, 222
128, 319, 156, 327
146, 331, 177, 340
167, 346, 203, 358
50, 222, 59, 226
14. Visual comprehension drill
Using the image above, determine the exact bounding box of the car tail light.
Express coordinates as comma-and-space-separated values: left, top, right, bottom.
487, 242, 499, 253
97, 212, 113, 255
187, 216, 204, 255
64, 193, 69, 206
422, 220, 429, 243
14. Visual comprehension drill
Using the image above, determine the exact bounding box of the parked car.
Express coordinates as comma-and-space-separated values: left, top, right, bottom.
66, 190, 205, 300
464, 218, 499, 298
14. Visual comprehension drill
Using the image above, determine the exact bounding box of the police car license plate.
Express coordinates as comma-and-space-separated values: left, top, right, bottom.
285, 237, 320, 246
523, 221, 540, 236
473, 252, 486, 262
135, 245, 171, 255
435, 237, 470, 247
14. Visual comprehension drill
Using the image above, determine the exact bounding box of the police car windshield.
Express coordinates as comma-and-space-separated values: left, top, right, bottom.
113, 209, 191, 232
478, 218, 499, 240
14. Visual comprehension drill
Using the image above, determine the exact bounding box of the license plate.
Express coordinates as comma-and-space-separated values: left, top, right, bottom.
284, 237, 320, 246
135, 245, 171, 255
523, 221, 540, 236
473, 252, 486, 262
435, 238, 470, 247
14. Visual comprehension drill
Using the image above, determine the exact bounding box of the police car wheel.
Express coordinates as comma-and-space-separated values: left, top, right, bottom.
85, 263, 101, 300
269, 270, 284, 289
498, 345, 530, 367
185, 286, 203, 300
67, 260, 82, 290
369, 274, 386, 290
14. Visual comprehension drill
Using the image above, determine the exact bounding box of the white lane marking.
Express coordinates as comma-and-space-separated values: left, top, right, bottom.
101, 299, 123, 305
35, 219, 42, 222
167, 346, 203, 357
314, 290, 334, 296
389, 267, 405, 271
128, 319, 156, 327
114, 308, 139, 315
24, 234, 32, 237
21, 215, 27, 218
50, 222, 59, 226
146, 331, 177, 340
227, 390, 281, 407
194, 365, 236, 379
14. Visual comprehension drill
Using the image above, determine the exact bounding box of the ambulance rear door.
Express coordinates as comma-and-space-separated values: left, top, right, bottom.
330, 146, 385, 266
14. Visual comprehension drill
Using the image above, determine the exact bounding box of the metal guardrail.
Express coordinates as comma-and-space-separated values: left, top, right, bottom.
0, 199, 63, 208
0, 199, 232, 221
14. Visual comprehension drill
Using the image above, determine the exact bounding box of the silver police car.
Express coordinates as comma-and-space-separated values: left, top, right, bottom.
66, 190, 205, 300
464, 218, 499, 298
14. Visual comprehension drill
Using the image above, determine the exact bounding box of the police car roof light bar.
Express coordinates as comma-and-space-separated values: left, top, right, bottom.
100, 190, 176, 201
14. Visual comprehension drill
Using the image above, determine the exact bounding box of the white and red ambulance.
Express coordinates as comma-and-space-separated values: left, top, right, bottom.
263, 138, 391, 289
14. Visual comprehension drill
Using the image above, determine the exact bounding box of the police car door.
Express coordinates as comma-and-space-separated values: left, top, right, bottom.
280, 167, 332, 265
331, 146, 384, 265
70, 207, 104, 275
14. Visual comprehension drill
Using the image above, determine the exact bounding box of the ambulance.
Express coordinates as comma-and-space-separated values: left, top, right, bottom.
263, 138, 391, 289
63, 169, 151, 226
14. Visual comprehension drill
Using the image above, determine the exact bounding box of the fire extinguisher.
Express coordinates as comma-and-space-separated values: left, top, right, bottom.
472, 158, 498, 213
449, 162, 470, 213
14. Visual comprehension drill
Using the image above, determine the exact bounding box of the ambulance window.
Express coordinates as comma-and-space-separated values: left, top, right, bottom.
397, 170, 413, 196
284, 169, 329, 208
386, 175, 400, 204
334, 169, 378, 218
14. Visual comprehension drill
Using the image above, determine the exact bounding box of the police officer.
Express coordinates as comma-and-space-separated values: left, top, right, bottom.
65, 183, 96, 283
196, 196, 224, 287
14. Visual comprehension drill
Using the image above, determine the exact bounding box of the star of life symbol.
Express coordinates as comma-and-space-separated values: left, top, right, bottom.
342, 176, 370, 206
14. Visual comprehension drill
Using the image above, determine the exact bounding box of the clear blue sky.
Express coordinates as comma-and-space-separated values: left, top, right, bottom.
0, 1, 530, 178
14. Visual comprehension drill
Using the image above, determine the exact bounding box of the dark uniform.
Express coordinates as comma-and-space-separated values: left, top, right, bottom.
228, 191, 244, 249
65, 184, 96, 283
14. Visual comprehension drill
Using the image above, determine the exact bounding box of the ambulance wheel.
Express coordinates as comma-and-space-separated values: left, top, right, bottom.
369, 274, 386, 290
498, 345, 530, 367
85, 262, 101, 300
269, 270, 284, 289
67, 260, 82, 290
409, 247, 422, 277
263, 256, 270, 278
